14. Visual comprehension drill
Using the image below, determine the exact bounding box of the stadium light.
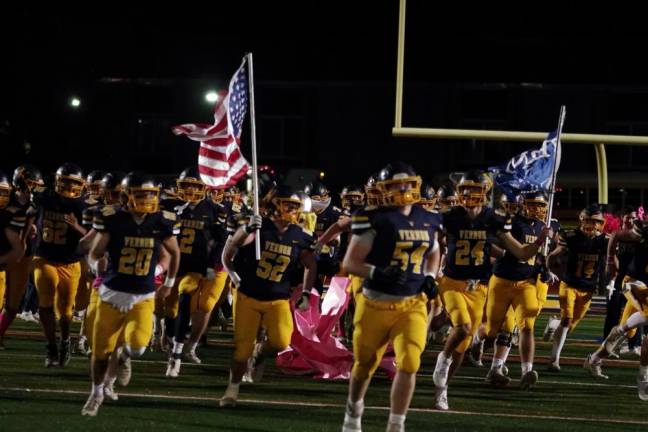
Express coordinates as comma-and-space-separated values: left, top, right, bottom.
70, 97, 81, 108
205, 91, 219, 103
319, 171, 326, 179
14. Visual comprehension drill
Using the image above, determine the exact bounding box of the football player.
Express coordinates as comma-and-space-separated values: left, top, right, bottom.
340, 162, 441, 432
32, 163, 88, 367
220, 184, 317, 407
164, 167, 228, 377
0, 165, 42, 347
81, 172, 180, 416
547, 204, 608, 371
433, 172, 547, 409
483, 190, 549, 389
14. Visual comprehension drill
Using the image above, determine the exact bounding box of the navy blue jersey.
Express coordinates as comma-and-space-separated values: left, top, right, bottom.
559, 229, 608, 291
32, 188, 87, 263
0, 207, 26, 266
161, 198, 226, 275
95, 207, 179, 294
493, 215, 544, 281
442, 207, 509, 281
81, 196, 103, 228
314, 205, 344, 276
351, 205, 442, 297
235, 217, 314, 301
10, 190, 36, 256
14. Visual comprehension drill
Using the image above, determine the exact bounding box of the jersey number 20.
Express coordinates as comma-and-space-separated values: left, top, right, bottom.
118, 248, 153, 276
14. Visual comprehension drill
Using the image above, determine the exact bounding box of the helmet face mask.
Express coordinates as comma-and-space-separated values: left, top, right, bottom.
310, 194, 331, 214
580, 205, 605, 237
209, 188, 225, 204
177, 178, 206, 204
377, 175, 422, 207
341, 191, 365, 211
457, 184, 488, 208
272, 197, 302, 224
55, 175, 85, 199
128, 187, 160, 214
0, 180, 11, 209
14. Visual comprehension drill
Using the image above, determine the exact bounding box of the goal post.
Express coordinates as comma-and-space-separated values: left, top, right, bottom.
392, 0, 648, 205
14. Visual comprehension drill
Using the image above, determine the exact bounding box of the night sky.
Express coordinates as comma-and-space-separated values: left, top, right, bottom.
3, 3, 648, 205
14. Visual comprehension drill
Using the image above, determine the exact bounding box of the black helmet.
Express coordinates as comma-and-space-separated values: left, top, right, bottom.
420, 183, 436, 211
436, 183, 458, 212
305, 180, 330, 214
55, 162, 85, 199
123, 172, 160, 214
580, 203, 605, 236
176, 166, 206, 204
13, 164, 44, 192
101, 172, 126, 205
496, 188, 522, 215
340, 184, 365, 211
455, 170, 491, 208
0, 170, 11, 209
376, 161, 421, 206
365, 173, 382, 207
86, 170, 106, 198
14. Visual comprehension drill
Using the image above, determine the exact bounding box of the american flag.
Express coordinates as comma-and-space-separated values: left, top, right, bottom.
172, 58, 250, 189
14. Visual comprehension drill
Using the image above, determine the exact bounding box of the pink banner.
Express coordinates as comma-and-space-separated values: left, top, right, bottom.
277, 277, 396, 380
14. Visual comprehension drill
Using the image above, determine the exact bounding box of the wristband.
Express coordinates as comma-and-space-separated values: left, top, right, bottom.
424, 271, 437, 279
163, 276, 176, 288
368, 265, 376, 280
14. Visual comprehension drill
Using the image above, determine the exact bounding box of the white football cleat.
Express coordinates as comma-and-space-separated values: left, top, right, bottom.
81, 393, 104, 416
184, 350, 202, 364
165, 357, 181, 378
103, 383, 119, 401
433, 386, 449, 410
638, 373, 648, 401
583, 355, 608, 380
520, 370, 539, 390
117, 357, 132, 386
219, 383, 239, 407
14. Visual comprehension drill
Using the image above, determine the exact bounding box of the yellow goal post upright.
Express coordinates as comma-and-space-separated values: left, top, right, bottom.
392, 0, 648, 205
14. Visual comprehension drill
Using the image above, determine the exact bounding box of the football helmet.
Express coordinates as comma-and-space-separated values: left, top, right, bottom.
271, 184, 304, 224
496, 189, 523, 215
176, 167, 206, 205
436, 183, 458, 212
305, 180, 331, 214
522, 190, 549, 221
0, 170, 12, 209
208, 188, 225, 204
224, 186, 241, 203
86, 170, 105, 198
101, 172, 126, 206
376, 161, 421, 206
122, 172, 160, 214
365, 174, 382, 207
420, 183, 436, 212
455, 170, 491, 208
55, 163, 85, 199
12, 164, 44, 193
580, 204, 605, 236
340, 185, 365, 212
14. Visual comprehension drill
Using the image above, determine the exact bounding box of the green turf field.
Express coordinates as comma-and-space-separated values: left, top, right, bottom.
1, 314, 646, 432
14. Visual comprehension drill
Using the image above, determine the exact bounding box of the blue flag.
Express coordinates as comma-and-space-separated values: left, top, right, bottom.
489, 130, 561, 196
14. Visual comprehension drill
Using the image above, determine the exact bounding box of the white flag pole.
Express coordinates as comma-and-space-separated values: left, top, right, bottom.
246, 53, 262, 260
544, 105, 566, 255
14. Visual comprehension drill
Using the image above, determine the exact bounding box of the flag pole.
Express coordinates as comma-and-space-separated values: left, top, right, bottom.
544, 105, 566, 255
246, 52, 262, 260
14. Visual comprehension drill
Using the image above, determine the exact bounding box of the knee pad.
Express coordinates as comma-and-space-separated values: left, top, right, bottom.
124, 345, 146, 358
396, 353, 421, 374
495, 332, 512, 348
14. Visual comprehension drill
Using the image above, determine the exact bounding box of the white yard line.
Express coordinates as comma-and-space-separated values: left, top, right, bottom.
0, 386, 646, 426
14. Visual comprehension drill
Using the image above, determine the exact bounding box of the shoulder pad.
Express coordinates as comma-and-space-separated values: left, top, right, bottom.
162, 210, 177, 221
332, 206, 342, 212
101, 205, 117, 217
494, 209, 507, 217
32, 186, 47, 194
85, 197, 98, 205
